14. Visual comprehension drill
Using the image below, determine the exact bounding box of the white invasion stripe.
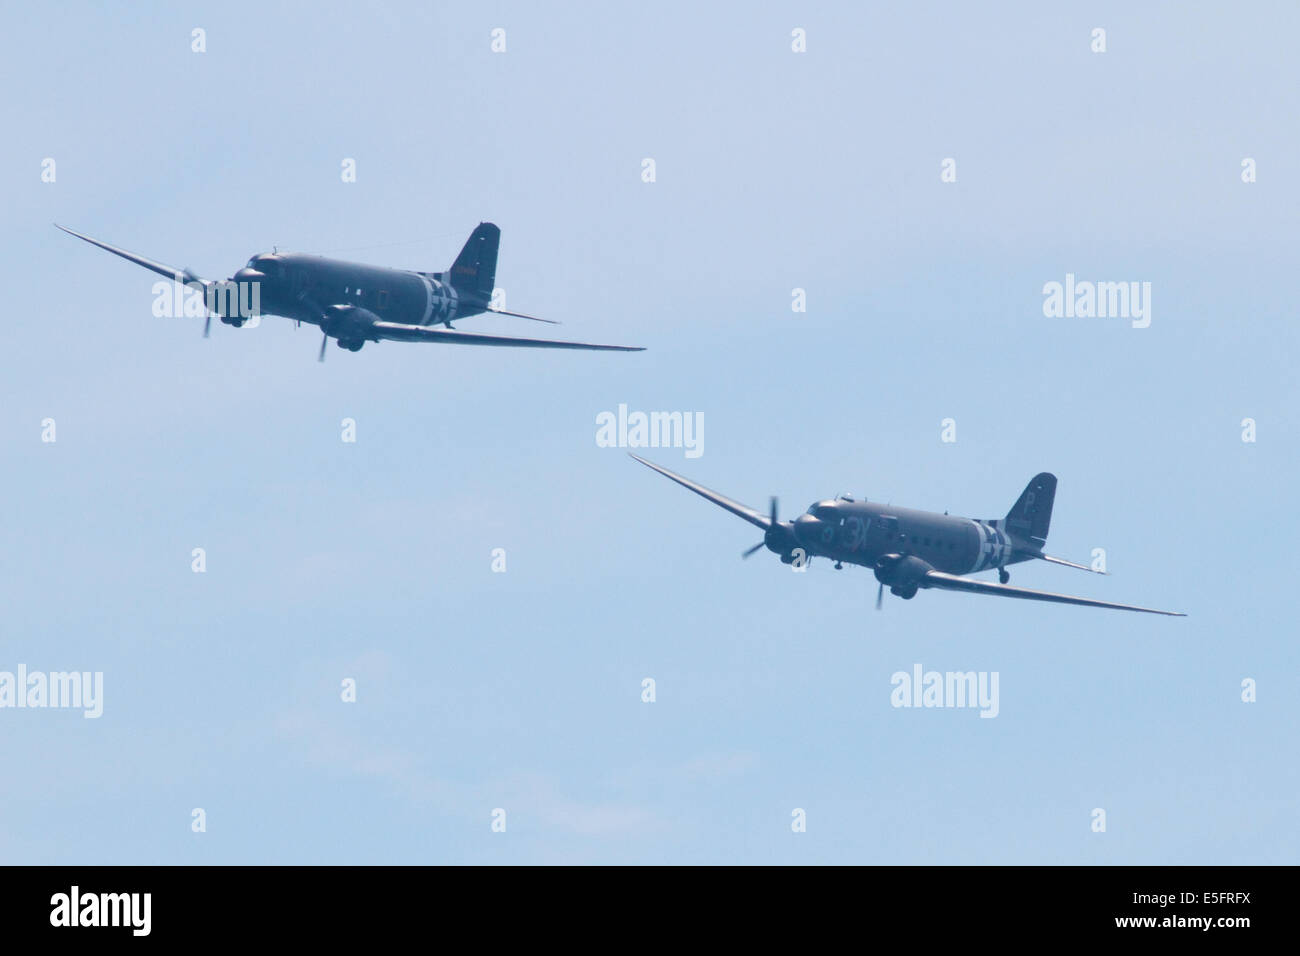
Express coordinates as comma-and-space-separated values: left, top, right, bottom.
967, 520, 986, 574
419, 274, 436, 326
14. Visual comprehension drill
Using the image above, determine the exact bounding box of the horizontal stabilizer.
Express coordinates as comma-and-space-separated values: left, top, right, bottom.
487, 308, 560, 325
1036, 553, 1107, 575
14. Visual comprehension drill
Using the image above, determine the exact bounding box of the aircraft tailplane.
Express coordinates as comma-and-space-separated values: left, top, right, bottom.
448, 222, 499, 303
1005, 472, 1056, 547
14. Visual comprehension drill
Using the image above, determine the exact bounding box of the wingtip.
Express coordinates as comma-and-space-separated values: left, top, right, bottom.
628, 452, 664, 471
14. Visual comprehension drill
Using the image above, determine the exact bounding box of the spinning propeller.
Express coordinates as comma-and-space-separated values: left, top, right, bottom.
741, 498, 780, 558
181, 268, 214, 338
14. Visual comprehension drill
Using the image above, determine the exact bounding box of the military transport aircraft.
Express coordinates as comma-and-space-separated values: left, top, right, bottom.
630, 455, 1185, 616
56, 223, 643, 358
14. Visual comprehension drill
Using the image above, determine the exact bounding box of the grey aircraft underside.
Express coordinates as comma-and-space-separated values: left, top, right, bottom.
56, 223, 643, 358
631, 455, 1185, 616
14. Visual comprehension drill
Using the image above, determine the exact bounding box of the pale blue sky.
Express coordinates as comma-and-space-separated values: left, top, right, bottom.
0, 1, 1295, 864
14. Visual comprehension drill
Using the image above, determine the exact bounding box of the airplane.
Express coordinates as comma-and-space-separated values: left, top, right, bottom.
55, 222, 643, 358
630, 455, 1185, 616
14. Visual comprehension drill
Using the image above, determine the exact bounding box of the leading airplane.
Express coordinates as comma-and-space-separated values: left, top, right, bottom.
630, 455, 1185, 616
56, 223, 643, 358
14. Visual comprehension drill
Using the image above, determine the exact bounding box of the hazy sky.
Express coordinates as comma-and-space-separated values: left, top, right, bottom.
1, 1, 1295, 864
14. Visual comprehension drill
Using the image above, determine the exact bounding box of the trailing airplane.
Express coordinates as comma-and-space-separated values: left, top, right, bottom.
630, 455, 1185, 616
56, 223, 643, 358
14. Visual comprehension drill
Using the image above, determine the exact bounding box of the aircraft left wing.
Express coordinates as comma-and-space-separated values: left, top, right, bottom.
370, 321, 643, 351
921, 570, 1185, 616
55, 224, 206, 284
629, 454, 772, 531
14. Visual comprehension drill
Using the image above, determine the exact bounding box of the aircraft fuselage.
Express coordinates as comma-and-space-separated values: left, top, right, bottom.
786, 499, 1028, 575
229, 254, 482, 336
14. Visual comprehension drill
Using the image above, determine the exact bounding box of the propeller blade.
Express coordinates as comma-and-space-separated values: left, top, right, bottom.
769, 497, 778, 525
203, 314, 211, 338
318, 333, 328, 362
876, 583, 884, 610
741, 541, 765, 559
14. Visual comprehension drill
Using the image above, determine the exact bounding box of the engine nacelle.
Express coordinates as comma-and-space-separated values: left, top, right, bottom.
764, 522, 799, 560
322, 304, 381, 341
873, 553, 933, 591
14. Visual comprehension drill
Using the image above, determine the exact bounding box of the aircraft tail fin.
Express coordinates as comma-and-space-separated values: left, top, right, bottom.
447, 222, 499, 303
1005, 472, 1056, 547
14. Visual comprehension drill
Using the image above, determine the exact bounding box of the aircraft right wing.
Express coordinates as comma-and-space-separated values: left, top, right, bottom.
629, 455, 772, 531
922, 570, 1185, 616
370, 321, 642, 352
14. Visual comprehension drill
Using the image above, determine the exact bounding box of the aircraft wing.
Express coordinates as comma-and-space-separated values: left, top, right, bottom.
921, 570, 1185, 616
630, 454, 772, 531
370, 321, 642, 351
55, 224, 203, 283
